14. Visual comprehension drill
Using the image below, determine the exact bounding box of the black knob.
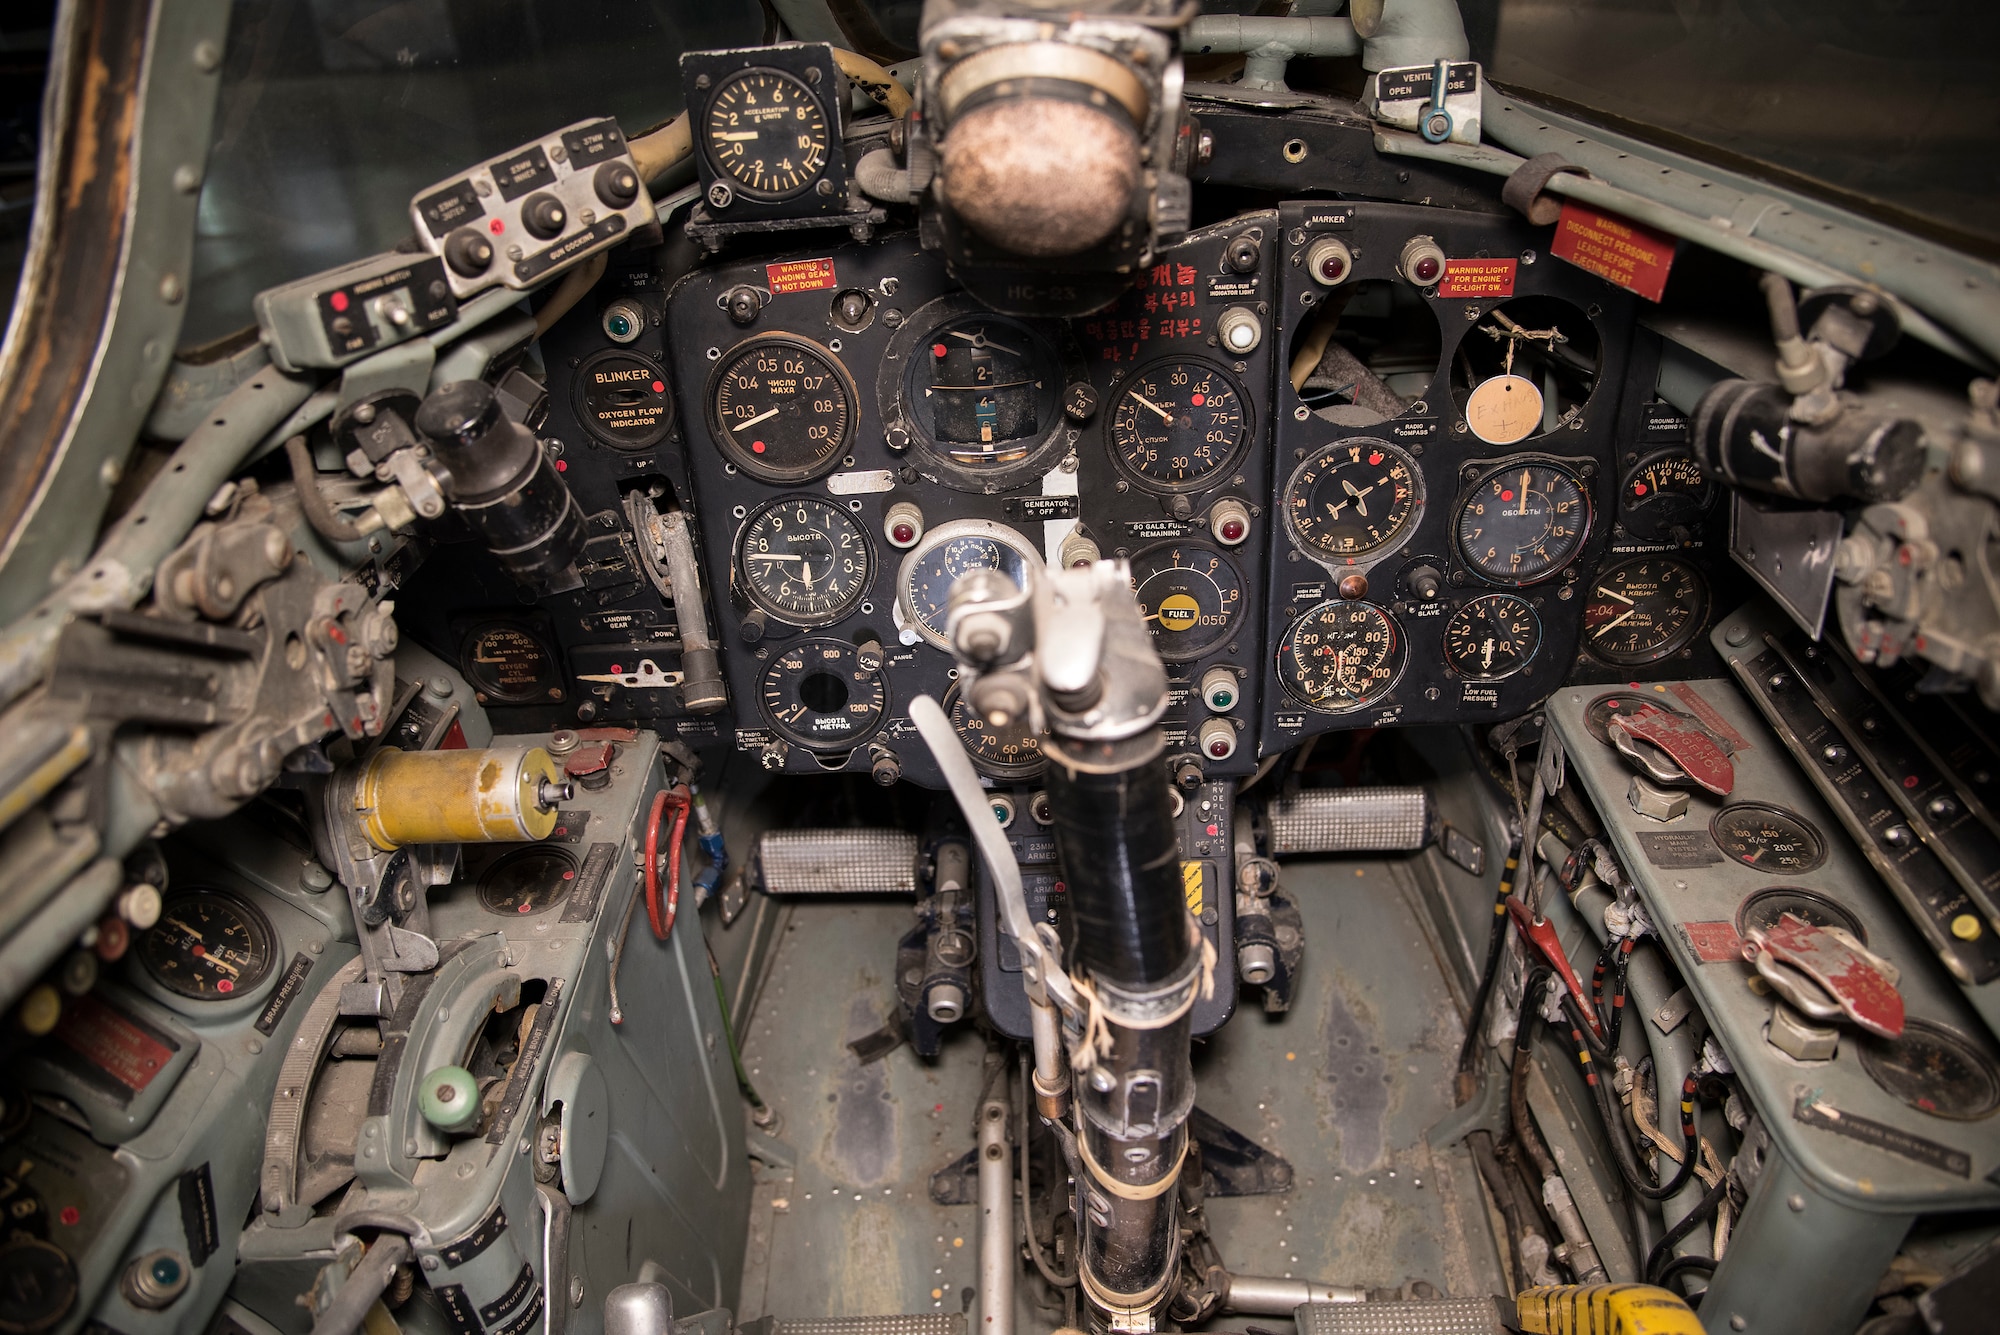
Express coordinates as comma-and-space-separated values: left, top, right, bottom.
594, 161, 640, 209
521, 192, 567, 241
740, 609, 767, 644
1225, 233, 1261, 273
1166, 493, 1193, 522
1406, 564, 1442, 600
725, 286, 763, 326
444, 227, 494, 277
1063, 383, 1099, 423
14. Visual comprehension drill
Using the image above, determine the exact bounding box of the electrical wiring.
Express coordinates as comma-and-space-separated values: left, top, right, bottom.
1455, 835, 1523, 1083
644, 785, 692, 940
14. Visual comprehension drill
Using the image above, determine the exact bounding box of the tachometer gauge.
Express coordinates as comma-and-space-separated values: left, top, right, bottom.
1129, 543, 1244, 660
1454, 461, 1590, 584
1583, 557, 1708, 666
1277, 600, 1406, 713
736, 497, 872, 626
701, 68, 831, 200
139, 890, 276, 1000
896, 520, 1043, 649
1710, 804, 1828, 874
1282, 438, 1423, 562
1443, 594, 1541, 681
1109, 361, 1248, 489
909, 315, 1061, 468
478, 847, 577, 917
709, 335, 855, 482
945, 683, 1044, 780
760, 638, 887, 752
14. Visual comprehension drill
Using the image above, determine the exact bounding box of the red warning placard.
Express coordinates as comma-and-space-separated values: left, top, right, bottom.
765, 257, 837, 295
1551, 202, 1676, 302
1437, 258, 1516, 299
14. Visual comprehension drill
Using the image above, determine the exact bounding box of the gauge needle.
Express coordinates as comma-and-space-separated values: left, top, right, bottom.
952, 329, 1022, 358
166, 917, 202, 941
1130, 392, 1174, 421
751, 553, 802, 561
1594, 608, 1637, 637
731, 407, 781, 431
1596, 585, 1634, 605
1481, 638, 1496, 669
1516, 470, 1532, 516
203, 952, 241, 977
718, 132, 760, 141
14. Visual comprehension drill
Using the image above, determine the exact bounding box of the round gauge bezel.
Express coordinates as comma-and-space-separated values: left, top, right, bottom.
1281, 437, 1426, 567
701, 66, 832, 202
732, 495, 875, 628
1276, 599, 1408, 714
1734, 886, 1867, 947
1859, 1018, 2000, 1121
570, 349, 674, 451
895, 519, 1045, 650
1625, 448, 1715, 514
707, 334, 858, 484
1709, 802, 1828, 875
459, 620, 561, 706
943, 682, 1046, 781
478, 845, 579, 918
1106, 357, 1254, 494
1452, 456, 1593, 587
1443, 592, 1543, 682
138, 888, 278, 1001
878, 295, 1084, 493
1582, 556, 1711, 667
759, 636, 889, 752
1127, 540, 1247, 662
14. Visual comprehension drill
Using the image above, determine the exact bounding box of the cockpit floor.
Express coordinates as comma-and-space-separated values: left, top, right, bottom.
733, 854, 1504, 1327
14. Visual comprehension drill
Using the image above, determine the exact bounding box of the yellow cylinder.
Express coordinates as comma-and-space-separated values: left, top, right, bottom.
353, 746, 562, 850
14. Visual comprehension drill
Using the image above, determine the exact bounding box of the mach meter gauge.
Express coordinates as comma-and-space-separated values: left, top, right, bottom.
708, 335, 856, 483
681, 45, 862, 229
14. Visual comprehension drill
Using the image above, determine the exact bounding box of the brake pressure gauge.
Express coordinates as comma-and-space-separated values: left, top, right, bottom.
139, 890, 276, 1000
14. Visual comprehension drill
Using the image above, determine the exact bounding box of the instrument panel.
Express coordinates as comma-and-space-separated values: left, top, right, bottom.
393, 193, 1748, 787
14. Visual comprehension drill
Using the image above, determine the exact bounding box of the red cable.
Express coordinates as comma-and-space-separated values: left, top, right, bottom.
644, 786, 691, 940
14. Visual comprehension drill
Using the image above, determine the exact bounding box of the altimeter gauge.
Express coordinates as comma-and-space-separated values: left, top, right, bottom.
736, 497, 872, 626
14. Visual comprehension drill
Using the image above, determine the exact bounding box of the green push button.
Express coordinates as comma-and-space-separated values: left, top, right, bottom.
419, 1065, 481, 1134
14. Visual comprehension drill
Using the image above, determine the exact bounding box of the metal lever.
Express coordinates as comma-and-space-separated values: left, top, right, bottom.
1743, 912, 1905, 1038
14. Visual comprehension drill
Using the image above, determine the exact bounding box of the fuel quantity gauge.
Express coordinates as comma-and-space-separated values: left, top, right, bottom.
1444, 594, 1541, 681
1129, 543, 1244, 660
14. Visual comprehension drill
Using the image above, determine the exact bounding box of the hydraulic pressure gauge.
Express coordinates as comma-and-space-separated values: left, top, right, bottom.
139, 890, 276, 1000
736, 496, 873, 627
896, 520, 1043, 649
1443, 593, 1541, 681
1283, 438, 1423, 562
1277, 600, 1406, 713
709, 335, 856, 483
1622, 449, 1714, 539
1582, 557, 1708, 666
1109, 360, 1248, 490
1454, 460, 1590, 585
1128, 543, 1244, 660
701, 68, 831, 200
760, 638, 887, 751
945, 683, 1044, 781
1710, 804, 1827, 874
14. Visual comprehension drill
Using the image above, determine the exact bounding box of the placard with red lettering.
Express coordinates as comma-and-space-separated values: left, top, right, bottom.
1437, 258, 1516, 299
765, 258, 837, 295
1551, 202, 1676, 302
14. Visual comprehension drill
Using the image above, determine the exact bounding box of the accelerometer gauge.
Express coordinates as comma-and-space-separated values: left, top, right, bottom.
1282, 439, 1423, 562
1128, 543, 1244, 660
896, 520, 1043, 649
1859, 1019, 2000, 1121
1735, 887, 1866, 946
1454, 461, 1589, 585
701, 68, 831, 200
736, 496, 872, 626
1622, 450, 1714, 539
709, 335, 855, 483
908, 314, 1062, 469
139, 890, 275, 1000
1583, 557, 1708, 666
460, 621, 560, 706
1109, 360, 1248, 490
1710, 804, 1828, 874
1277, 600, 1406, 713
761, 638, 887, 751
945, 683, 1044, 781
1443, 593, 1541, 681
478, 846, 577, 917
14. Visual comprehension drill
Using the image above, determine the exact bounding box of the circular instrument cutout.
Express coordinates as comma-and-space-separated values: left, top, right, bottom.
760, 638, 887, 751
1443, 593, 1541, 681
736, 496, 872, 627
1859, 1019, 2000, 1121
1584, 557, 1709, 666
702, 68, 832, 200
1277, 600, 1406, 713
1282, 438, 1423, 563
709, 335, 855, 483
1450, 295, 1602, 439
1109, 360, 1249, 490
478, 846, 578, 917
1128, 542, 1244, 660
1454, 461, 1590, 585
1710, 803, 1828, 874
139, 890, 276, 1000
